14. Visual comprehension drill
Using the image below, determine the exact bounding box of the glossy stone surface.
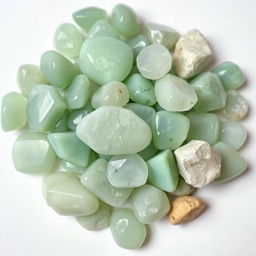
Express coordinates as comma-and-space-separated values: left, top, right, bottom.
154, 74, 198, 111
1, 92, 27, 131
170, 177, 196, 196
110, 208, 146, 249
51, 111, 69, 132
43, 172, 99, 216
60, 160, 87, 175
76, 106, 152, 155
147, 149, 179, 192
12, 132, 56, 174
79, 37, 133, 84
138, 141, 158, 161
127, 34, 149, 58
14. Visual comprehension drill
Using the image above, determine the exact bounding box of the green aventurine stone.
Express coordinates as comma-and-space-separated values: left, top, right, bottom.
131, 184, 170, 224
110, 208, 146, 249
127, 34, 149, 58
40, 50, 79, 89
147, 149, 179, 192
187, 112, 220, 145
43, 172, 99, 216
211, 61, 245, 91
170, 176, 196, 196
51, 111, 69, 132
80, 159, 133, 207
60, 160, 86, 175
1, 92, 27, 131
12, 132, 56, 174
214, 142, 247, 183
79, 37, 133, 85
138, 141, 158, 161
152, 111, 190, 150
27, 84, 66, 132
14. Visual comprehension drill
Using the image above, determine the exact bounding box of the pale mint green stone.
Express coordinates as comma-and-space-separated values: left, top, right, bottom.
131, 184, 170, 224
152, 111, 190, 150
80, 159, 133, 207
111, 4, 140, 38
79, 37, 133, 85
125, 73, 156, 105
40, 50, 79, 89
187, 112, 220, 145
72, 7, 107, 31
17, 64, 48, 96
147, 149, 179, 192
1, 92, 27, 132
127, 34, 149, 59
138, 141, 158, 161
12, 132, 56, 174
110, 208, 146, 249
43, 172, 99, 216
170, 176, 196, 196
214, 142, 247, 183
51, 111, 69, 132
190, 72, 227, 112
27, 84, 66, 132
53, 23, 84, 58
76, 201, 112, 231
98, 154, 113, 161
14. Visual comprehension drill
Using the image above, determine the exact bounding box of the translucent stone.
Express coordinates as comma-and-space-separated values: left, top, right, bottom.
138, 141, 158, 161
147, 149, 179, 192
151, 111, 190, 150
79, 37, 133, 84
51, 111, 69, 133
80, 159, 133, 207
125, 73, 156, 105
12, 132, 56, 174
43, 172, 99, 216
131, 184, 170, 224
107, 154, 148, 188
154, 74, 198, 111
17, 64, 48, 96
127, 34, 149, 58
110, 208, 146, 249
27, 84, 66, 132
170, 176, 196, 196
191, 72, 227, 112
76, 106, 152, 155
53, 23, 84, 58
220, 90, 248, 121
91, 81, 129, 108
187, 112, 220, 145
40, 50, 79, 89
1, 92, 27, 132
219, 121, 247, 150
137, 44, 172, 80
214, 142, 247, 184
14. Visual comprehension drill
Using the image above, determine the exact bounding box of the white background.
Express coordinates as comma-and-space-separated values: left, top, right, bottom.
0, 0, 256, 255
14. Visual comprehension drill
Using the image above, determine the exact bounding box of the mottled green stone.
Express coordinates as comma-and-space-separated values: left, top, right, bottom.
138, 141, 158, 161
127, 34, 149, 59
170, 176, 196, 196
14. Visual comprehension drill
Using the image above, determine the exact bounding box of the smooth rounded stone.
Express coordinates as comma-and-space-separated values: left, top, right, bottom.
214, 142, 247, 183
151, 111, 190, 150
137, 44, 172, 80
51, 111, 69, 132
79, 37, 133, 85
80, 159, 133, 207
1, 92, 27, 132
127, 34, 149, 59
91, 81, 129, 108
110, 208, 146, 249
219, 90, 248, 121
211, 61, 245, 91
170, 177, 196, 196
76, 106, 152, 155
187, 112, 220, 145
131, 184, 170, 224
125, 73, 156, 105
43, 172, 99, 216
154, 74, 198, 111
53, 23, 84, 58
27, 84, 66, 132
190, 72, 227, 112
17, 64, 48, 96
147, 149, 179, 192
12, 132, 56, 174
219, 121, 247, 150
145, 23, 180, 50
107, 154, 148, 188
111, 4, 140, 38
138, 141, 158, 161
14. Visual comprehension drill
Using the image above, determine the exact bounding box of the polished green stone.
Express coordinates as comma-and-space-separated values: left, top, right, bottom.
152, 111, 190, 150
51, 111, 69, 133
127, 34, 149, 59
138, 141, 158, 161
12, 132, 56, 174
147, 149, 179, 192
1, 92, 27, 132
79, 37, 133, 85
98, 154, 113, 161
40, 50, 79, 89
110, 208, 146, 249
170, 176, 196, 196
